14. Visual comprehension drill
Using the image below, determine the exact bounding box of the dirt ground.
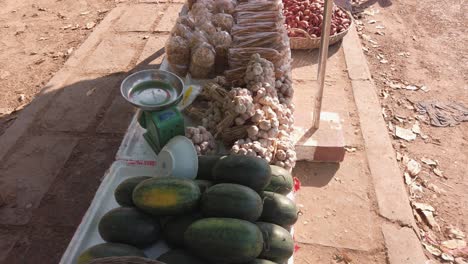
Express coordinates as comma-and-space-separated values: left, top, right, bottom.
352, 0, 467, 262
0, 0, 116, 135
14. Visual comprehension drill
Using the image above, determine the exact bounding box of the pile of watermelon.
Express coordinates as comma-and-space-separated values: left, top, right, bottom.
77, 155, 299, 264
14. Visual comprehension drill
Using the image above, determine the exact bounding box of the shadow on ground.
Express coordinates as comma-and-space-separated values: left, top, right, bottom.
293, 161, 340, 187
351, 0, 393, 13
291, 42, 341, 73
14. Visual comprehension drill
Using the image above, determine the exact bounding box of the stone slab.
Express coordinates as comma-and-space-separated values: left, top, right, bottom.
0, 135, 79, 225
382, 224, 427, 263
64, 6, 126, 69
4, 225, 76, 264
97, 95, 137, 134
113, 4, 163, 32
0, 69, 72, 162
40, 74, 122, 132
293, 151, 381, 251
291, 80, 345, 162
31, 138, 121, 227
291, 50, 319, 81
352, 79, 414, 226
295, 244, 387, 264
291, 44, 341, 81
80, 34, 143, 74
342, 25, 372, 80
139, 0, 185, 3
154, 4, 183, 32
0, 229, 22, 262
136, 34, 169, 67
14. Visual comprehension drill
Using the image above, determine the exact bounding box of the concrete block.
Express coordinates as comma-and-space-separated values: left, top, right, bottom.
294, 152, 381, 251
113, 4, 162, 32
382, 224, 427, 264
81, 34, 143, 74
291, 80, 345, 162
97, 95, 136, 133
32, 138, 120, 227
64, 6, 127, 69
291, 50, 319, 81
137, 34, 170, 67
154, 4, 184, 32
40, 74, 122, 132
0, 135, 78, 225
0, 68, 72, 162
342, 26, 372, 80
352, 79, 414, 225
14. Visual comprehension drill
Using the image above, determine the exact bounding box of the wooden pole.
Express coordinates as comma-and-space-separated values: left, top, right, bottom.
313, 0, 334, 130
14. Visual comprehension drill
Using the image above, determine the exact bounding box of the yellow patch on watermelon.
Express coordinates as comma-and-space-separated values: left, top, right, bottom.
142, 189, 178, 207
77, 252, 93, 264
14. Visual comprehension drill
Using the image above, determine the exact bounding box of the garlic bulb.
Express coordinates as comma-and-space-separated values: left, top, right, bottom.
228, 54, 297, 170
185, 126, 216, 155
244, 54, 275, 89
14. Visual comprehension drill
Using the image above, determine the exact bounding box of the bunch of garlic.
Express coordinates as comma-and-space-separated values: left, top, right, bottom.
272, 138, 297, 170
185, 126, 216, 155
228, 54, 297, 170
244, 53, 276, 89
231, 138, 275, 163
275, 75, 294, 107
201, 101, 223, 132
226, 88, 256, 125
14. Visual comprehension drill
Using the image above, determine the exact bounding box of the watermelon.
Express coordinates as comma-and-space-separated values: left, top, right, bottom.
256, 222, 294, 263
132, 177, 201, 216
157, 249, 205, 264
264, 166, 293, 195
98, 207, 160, 247
114, 176, 152, 207
201, 183, 263, 221
260, 192, 298, 227
162, 214, 202, 248
185, 218, 263, 263
212, 155, 272, 192
77, 243, 145, 264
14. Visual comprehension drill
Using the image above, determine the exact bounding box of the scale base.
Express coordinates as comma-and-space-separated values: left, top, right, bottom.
138, 107, 185, 154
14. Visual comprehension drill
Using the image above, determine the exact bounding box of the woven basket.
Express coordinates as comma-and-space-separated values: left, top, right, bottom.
88, 257, 166, 264
289, 9, 352, 50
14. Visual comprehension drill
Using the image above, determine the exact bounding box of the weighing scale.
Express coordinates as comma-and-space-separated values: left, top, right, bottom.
121, 69, 186, 154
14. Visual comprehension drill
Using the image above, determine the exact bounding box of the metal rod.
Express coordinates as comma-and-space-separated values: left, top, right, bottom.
313, 0, 334, 130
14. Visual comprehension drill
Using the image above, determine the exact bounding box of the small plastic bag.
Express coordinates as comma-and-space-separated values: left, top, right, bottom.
212, 13, 234, 32
210, 31, 232, 74
188, 30, 210, 48
188, 4, 213, 30
171, 23, 193, 40
198, 21, 217, 35
213, 0, 237, 14
166, 36, 190, 76
190, 42, 216, 78
176, 16, 196, 30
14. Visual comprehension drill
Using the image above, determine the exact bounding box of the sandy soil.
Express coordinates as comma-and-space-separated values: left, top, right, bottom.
0, 0, 116, 135
352, 0, 468, 262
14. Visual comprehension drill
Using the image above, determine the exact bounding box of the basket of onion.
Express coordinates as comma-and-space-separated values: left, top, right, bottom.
283, 0, 352, 50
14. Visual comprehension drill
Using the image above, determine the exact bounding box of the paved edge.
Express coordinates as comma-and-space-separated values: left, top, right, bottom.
342, 26, 426, 262
382, 223, 427, 264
